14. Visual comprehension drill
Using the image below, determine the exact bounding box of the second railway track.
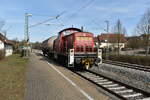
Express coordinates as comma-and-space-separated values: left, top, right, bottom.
103, 60, 150, 72
75, 70, 150, 100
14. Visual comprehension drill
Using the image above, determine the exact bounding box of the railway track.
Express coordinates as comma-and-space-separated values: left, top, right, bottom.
103, 60, 150, 72
42, 53, 150, 99
75, 70, 150, 100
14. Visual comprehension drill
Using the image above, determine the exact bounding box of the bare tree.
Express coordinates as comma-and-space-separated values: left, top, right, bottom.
0, 20, 11, 39
112, 19, 127, 55
122, 27, 127, 35
32, 42, 42, 50
135, 8, 150, 56
127, 36, 141, 50
112, 19, 127, 34
0, 20, 5, 31
0, 19, 7, 38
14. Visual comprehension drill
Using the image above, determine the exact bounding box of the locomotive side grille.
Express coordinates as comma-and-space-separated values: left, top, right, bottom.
94, 48, 97, 52
76, 47, 79, 52
90, 47, 92, 52
85, 46, 92, 52
76, 46, 94, 52
76, 46, 84, 52
86, 46, 89, 52
81, 46, 84, 52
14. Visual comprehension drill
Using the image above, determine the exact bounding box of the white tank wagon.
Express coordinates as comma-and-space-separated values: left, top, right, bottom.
42, 36, 57, 56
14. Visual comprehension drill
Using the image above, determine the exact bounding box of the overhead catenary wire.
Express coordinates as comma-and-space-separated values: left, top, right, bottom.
45, 0, 95, 28
28, 13, 57, 17
91, 20, 107, 31
29, 11, 66, 28
77, 0, 95, 12
59, 0, 95, 25
28, 0, 95, 35
29, 16, 60, 28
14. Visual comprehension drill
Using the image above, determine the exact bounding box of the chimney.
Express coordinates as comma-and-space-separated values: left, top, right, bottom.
81, 26, 83, 31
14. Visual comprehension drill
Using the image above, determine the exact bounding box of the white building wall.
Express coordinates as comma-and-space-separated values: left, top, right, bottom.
0, 40, 4, 50
5, 44, 13, 56
99, 42, 125, 50
99, 43, 108, 48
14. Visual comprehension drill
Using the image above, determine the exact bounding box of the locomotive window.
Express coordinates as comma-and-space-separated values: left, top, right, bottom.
76, 37, 92, 41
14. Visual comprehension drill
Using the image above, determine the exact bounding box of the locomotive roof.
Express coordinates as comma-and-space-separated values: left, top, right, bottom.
58, 28, 82, 34
65, 32, 93, 37
42, 36, 57, 43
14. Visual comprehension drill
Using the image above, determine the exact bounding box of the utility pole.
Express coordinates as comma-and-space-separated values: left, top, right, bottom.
25, 13, 32, 42
22, 13, 61, 57
105, 20, 109, 59
23, 13, 32, 57
105, 20, 109, 33
81, 26, 84, 31
24, 13, 28, 42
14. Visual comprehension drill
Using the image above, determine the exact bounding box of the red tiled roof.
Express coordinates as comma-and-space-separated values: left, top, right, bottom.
97, 33, 127, 43
94, 37, 98, 42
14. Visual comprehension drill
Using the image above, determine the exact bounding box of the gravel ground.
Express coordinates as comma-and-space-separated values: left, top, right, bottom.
90, 63, 150, 93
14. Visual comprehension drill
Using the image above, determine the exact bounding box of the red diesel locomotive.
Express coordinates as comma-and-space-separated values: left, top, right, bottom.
42, 27, 102, 69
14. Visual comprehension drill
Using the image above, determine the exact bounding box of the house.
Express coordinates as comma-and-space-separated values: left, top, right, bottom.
0, 33, 14, 56
97, 33, 127, 50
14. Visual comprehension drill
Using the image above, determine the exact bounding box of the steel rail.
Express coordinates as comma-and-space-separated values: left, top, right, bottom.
103, 60, 150, 72
74, 70, 150, 100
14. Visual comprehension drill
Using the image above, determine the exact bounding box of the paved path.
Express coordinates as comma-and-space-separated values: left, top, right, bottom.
25, 53, 110, 100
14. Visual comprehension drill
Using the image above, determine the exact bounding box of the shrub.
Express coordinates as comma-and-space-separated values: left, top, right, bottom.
13, 49, 21, 54
0, 50, 5, 60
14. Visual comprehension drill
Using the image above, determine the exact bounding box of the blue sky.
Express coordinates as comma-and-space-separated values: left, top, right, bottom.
0, 0, 150, 42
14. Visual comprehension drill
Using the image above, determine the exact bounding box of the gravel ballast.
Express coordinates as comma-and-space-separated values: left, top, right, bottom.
90, 63, 150, 93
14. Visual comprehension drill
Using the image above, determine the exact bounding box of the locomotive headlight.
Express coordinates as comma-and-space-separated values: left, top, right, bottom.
71, 49, 74, 52
97, 49, 102, 65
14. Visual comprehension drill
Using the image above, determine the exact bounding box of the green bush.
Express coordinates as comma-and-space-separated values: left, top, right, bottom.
0, 50, 5, 60
13, 49, 21, 54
